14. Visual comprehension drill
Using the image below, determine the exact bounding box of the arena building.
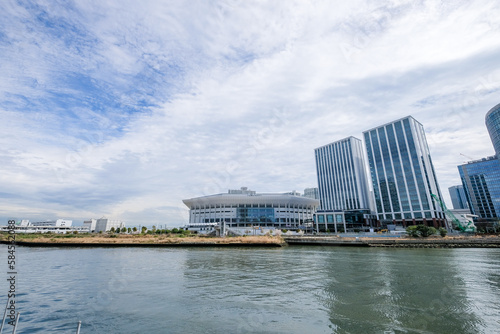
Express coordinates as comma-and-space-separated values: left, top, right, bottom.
182, 187, 320, 232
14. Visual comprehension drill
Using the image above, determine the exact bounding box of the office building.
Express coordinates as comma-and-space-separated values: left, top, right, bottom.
315, 137, 371, 211
459, 156, 500, 220
486, 102, 500, 157
448, 185, 469, 210
303, 187, 319, 200
363, 116, 446, 226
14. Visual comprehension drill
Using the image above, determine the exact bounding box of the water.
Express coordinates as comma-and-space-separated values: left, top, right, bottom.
1, 245, 499, 333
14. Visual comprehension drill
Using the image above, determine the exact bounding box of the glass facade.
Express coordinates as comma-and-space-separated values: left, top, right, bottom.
236, 207, 274, 222
448, 185, 469, 210
459, 156, 500, 219
363, 116, 445, 224
486, 103, 500, 157
315, 137, 370, 211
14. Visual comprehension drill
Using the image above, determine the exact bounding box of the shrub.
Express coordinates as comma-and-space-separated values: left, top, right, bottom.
439, 227, 447, 237
73, 231, 78, 234
407, 225, 437, 237
406, 225, 419, 237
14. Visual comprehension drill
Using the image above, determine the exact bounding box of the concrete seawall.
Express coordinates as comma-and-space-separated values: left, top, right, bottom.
284, 236, 500, 248
2, 237, 500, 248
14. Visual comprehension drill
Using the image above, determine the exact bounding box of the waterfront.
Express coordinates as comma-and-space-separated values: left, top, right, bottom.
1, 245, 499, 333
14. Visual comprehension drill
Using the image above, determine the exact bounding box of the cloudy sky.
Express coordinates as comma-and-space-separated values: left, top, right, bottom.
1, 0, 499, 227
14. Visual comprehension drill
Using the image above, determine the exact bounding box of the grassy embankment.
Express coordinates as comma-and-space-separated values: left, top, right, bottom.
0, 232, 284, 245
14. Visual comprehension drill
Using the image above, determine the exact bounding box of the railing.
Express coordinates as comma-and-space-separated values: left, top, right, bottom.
0, 299, 82, 334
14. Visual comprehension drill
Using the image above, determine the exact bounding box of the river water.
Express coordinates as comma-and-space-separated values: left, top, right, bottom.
1, 245, 499, 333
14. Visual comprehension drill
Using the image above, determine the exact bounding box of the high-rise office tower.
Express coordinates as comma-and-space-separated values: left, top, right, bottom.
363, 116, 445, 226
486, 103, 500, 157
315, 137, 371, 211
303, 187, 319, 200
458, 156, 500, 219
448, 185, 469, 210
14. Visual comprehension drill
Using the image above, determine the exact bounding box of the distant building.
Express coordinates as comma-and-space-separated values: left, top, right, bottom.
182, 187, 319, 232
315, 137, 371, 211
363, 116, 446, 227
448, 185, 469, 210
303, 187, 319, 200
485, 102, 500, 157
95, 218, 125, 232
83, 219, 97, 232
0, 219, 87, 234
459, 156, 500, 220
30, 219, 72, 227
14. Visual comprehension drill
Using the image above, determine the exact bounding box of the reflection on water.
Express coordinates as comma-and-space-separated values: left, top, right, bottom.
0, 246, 499, 333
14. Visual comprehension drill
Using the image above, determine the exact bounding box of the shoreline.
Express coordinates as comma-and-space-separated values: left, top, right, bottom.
1, 234, 500, 248
284, 236, 500, 248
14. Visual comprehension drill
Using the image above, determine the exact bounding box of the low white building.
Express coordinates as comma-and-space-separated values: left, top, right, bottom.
83, 219, 97, 232
450, 209, 477, 230
30, 219, 73, 227
95, 218, 125, 232
0, 219, 88, 234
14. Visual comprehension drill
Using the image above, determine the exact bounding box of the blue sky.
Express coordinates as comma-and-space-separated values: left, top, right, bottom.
1, 0, 500, 227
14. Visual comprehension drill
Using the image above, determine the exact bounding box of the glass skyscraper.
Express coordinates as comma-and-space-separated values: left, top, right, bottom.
459, 156, 500, 219
448, 185, 469, 210
315, 137, 371, 211
363, 116, 445, 226
486, 103, 500, 157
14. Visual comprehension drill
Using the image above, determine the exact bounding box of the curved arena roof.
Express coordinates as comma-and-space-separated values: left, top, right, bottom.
183, 193, 319, 208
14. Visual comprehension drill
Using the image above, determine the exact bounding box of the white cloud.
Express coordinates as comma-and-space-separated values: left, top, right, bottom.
1, 0, 500, 225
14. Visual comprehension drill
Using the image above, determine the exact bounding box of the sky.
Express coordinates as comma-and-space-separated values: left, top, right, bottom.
1, 0, 500, 227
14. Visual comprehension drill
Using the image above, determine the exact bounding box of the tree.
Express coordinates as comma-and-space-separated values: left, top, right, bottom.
141, 226, 147, 233
406, 225, 419, 237
406, 225, 437, 237
110, 227, 115, 233
121, 227, 127, 233
439, 227, 447, 237
133, 227, 137, 232
417, 225, 436, 237
127, 227, 132, 233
